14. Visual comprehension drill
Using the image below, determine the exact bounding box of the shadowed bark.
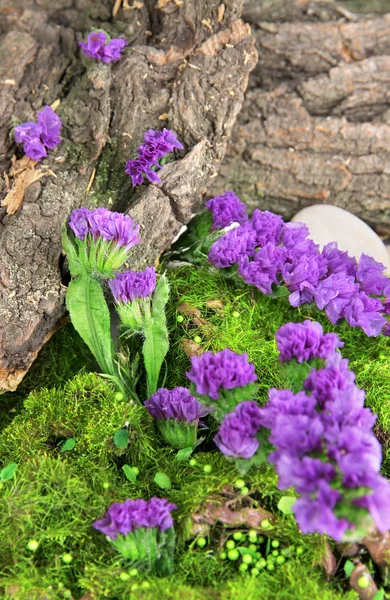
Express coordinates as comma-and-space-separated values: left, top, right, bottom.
0, 0, 257, 392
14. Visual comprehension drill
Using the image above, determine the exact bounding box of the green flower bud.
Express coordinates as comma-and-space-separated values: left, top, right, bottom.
271, 540, 280, 548
203, 464, 212, 474
272, 550, 279, 557
296, 546, 304, 556
232, 311, 240, 318
129, 568, 138, 577
114, 392, 124, 401
261, 519, 271, 529
242, 554, 253, 565
62, 553, 73, 564
120, 572, 130, 581
234, 479, 246, 489
227, 549, 240, 561
357, 576, 370, 589
239, 563, 248, 572
226, 540, 235, 550
248, 544, 257, 552
176, 315, 184, 323
220, 552, 227, 560
276, 556, 286, 565
189, 458, 197, 467
233, 531, 243, 541
194, 335, 202, 344
266, 563, 275, 571
197, 537, 207, 548
102, 482, 110, 490
132, 466, 139, 476
241, 486, 249, 495
251, 568, 260, 577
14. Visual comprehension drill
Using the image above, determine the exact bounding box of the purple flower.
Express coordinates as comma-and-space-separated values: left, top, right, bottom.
303, 354, 356, 407
283, 254, 327, 307
68, 208, 140, 251
282, 222, 310, 249
125, 129, 183, 187
343, 292, 386, 337
356, 254, 390, 296
93, 497, 177, 539
258, 388, 317, 429
276, 454, 336, 494
313, 273, 358, 323
238, 243, 285, 295
208, 224, 257, 268
144, 387, 209, 423
214, 401, 262, 458
250, 209, 284, 247
14, 106, 61, 161
79, 32, 128, 62
354, 476, 390, 534
109, 267, 156, 303
37, 106, 62, 149
205, 191, 248, 231
275, 320, 343, 363
268, 413, 324, 460
292, 481, 351, 541
321, 242, 357, 277
186, 348, 257, 400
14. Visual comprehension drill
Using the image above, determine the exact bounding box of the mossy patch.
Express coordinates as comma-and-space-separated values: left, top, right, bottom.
0, 240, 389, 598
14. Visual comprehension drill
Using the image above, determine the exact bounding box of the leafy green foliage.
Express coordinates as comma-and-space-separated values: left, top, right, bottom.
114, 429, 129, 449
0, 463, 18, 482
277, 496, 296, 515
122, 465, 137, 483
153, 472, 172, 490
66, 276, 115, 377
60, 438, 76, 453
143, 274, 170, 397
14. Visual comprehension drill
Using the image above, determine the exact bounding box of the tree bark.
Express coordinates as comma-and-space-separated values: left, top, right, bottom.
0, 0, 257, 392
209, 0, 390, 235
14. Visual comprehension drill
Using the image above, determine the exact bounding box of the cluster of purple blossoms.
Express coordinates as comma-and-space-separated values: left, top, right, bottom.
14, 105, 62, 161
258, 330, 390, 541
275, 320, 344, 364
79, 32, 128, 63
69, 207, 140, 251
145, 387, 210, 424
205, 191, 248, 231
93, 497, 177, 540
125, 129, 184, 187
207, 193, 390, 337
214, 401, 262, 459
186, 348, 257, 400
109, 267, 156, 303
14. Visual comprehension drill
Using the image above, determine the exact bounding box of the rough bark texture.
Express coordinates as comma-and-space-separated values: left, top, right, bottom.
0, 0, 257, 392
209, 0, 390, 235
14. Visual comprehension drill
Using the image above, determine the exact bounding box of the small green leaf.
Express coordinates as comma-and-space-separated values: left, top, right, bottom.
277, 496, 296, 515
176, 447, 193, 462
0, 463, 18, 482
113, 429, 129, 449
60, 438, 76, 453
344, 560, 355, 578
237, 546, 258, 559
122, 465, 137, 483
372, 590, 385, 600
154, 472, 172, 490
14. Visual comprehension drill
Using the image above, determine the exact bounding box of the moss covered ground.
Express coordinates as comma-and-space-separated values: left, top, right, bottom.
1, 219, 389, 599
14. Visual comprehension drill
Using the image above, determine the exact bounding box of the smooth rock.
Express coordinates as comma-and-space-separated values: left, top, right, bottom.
291, 204, 390, 271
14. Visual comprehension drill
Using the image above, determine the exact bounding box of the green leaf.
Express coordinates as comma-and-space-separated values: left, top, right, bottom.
66, 276, 115, 376
154, 472, 171, 490
0, 463, 18, 482
277, 496, 296, 515
61, 226, 82, 277
343, 560, 354, 578
143, 274, 170, 396
60, 438, 76, 453
114, 429, 129, 449
122, 465, 137, 483
176, 447, 193, 462
372, 590, 385, 600
237, 546, 258, 559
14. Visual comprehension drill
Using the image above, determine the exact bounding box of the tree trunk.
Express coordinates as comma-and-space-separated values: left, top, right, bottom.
209, 0, 390, 236
0, 0, 257, 392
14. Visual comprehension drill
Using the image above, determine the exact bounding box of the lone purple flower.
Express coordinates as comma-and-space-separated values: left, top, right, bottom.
205, 191, 248, 231
69, 207, 140, 251
186, 348, 257, 400
125, 129, 183, 186
93, 497, 177, 539
14, 105, 62, 161
109, 267, 156, 303
144, 387, 210, 423
79, 32, 128, 63
275, 320, 343, 363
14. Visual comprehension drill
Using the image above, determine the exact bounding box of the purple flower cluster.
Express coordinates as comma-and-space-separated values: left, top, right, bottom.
14, 105, 62, 161
205, 191, 248, 231
109, 267, 156, 303
79, 32, 128, 63
144, 387, 210, 423
186, 348, 257, 400
69, 207, 140, 251
214, 401, 262, 459
93, 497, 177, 540
125, 129, 183, 186
258, 352, 390, 541
275, 320, 344, 363
208, 196, 390, 337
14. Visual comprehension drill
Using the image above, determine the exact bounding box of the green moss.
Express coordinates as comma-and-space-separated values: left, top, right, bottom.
1, 243, 388, 598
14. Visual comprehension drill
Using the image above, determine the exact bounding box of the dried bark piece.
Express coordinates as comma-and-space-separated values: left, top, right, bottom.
2, 156, 53, 215
363, 531, 390, 580
349, 562, 378, 600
